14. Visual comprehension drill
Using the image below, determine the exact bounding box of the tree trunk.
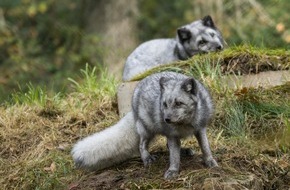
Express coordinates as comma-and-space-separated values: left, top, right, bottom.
85, 0, 138, 79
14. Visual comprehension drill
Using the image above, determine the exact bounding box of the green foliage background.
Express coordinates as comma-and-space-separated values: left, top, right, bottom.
0, 0, 289, 102
138, 0, 289, 48
0, 0, 103, 102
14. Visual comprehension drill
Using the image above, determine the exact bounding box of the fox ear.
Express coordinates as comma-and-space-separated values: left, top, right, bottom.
181, 78, 197, 95
177, 27, 192, 43
159, 77, 170, 91
202, 15, 215, 28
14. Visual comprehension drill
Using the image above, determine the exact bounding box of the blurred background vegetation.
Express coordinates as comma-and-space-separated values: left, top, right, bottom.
0, 0, 289, 103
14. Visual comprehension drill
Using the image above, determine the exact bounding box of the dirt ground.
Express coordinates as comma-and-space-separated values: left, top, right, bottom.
68, 140, 290, 190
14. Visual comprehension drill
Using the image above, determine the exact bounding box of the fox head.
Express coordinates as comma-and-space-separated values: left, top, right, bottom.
159, 77, 198, 125
176, 15, 224, 58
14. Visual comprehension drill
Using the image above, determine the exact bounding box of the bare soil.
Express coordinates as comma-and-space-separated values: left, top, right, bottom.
68, 142, 290, 190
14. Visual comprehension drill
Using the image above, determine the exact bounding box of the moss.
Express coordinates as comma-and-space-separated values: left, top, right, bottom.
131, 45, 290, 81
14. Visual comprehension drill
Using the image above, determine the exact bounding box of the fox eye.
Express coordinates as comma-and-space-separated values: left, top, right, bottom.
210, 33, 215, 37
163, 102, 168, 108
199, 39, 207, 45
175, 101, 183, 107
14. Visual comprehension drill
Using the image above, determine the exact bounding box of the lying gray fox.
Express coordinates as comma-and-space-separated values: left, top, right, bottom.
122, 15, 224, 81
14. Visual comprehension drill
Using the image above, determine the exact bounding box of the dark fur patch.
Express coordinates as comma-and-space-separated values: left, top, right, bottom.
177, 27, 192, 43
202, 15, 215, 28
159, 77, 172, 92
181, 78, 197, 95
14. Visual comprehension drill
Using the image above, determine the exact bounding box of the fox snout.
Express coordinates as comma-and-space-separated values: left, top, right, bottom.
217, 45, 223, 50
164, 118, 172, 124
164, 113, 173, 124
164, 114, 178, 124
209, 44, 223, 52
214, 42, 223, 51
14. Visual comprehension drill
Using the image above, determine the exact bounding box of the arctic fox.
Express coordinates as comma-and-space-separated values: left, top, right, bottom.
122, 15, 224, 81
72, 72, 217, 179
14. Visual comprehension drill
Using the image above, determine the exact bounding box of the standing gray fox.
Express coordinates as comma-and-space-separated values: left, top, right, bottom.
122, 15, 224, 81
72, 72, 217, 179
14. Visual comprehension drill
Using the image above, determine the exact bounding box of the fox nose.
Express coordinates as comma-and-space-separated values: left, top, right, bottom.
165, 118, 171, 123
217, 45, 222, 50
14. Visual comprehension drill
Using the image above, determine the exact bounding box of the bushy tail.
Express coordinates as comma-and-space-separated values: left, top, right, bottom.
71, 111, 139, 171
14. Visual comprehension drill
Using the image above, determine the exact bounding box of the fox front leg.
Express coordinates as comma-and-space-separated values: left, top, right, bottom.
136, 121, 156, 166
195, 128, 218, 167
164, 137, 181, 179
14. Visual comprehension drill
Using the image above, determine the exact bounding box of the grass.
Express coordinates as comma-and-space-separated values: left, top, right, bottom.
132, 44, 290, 81
0, 65, 119, 190
0, 45, 290, 189
68, 64, 117, 98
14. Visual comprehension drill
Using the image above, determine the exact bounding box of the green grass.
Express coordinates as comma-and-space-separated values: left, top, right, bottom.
68, 64, 117, 97
132, 44, 290, 81
10, 83, 49, 106
0, 45, 290, 189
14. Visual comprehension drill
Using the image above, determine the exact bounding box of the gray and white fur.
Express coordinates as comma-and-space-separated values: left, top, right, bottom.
133, 72, 217, 178
71, 111, 139, 171
72, 72, 217, 179
122, 15, 224, 81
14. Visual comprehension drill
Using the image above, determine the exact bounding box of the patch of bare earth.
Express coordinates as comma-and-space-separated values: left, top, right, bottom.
68, 139, 290, 190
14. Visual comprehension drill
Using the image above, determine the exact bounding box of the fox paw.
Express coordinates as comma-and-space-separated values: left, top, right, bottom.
143, 155, 157, 167
164, 169, 179, 179
204, 158, 218, 168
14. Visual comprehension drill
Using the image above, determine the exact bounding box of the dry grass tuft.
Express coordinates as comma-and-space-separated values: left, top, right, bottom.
0, 80, 119, 189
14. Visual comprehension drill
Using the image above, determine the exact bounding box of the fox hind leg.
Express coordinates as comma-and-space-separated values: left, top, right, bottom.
167, 142, 195, 156
195, 128, 218, 168
180, 148, 195, 156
